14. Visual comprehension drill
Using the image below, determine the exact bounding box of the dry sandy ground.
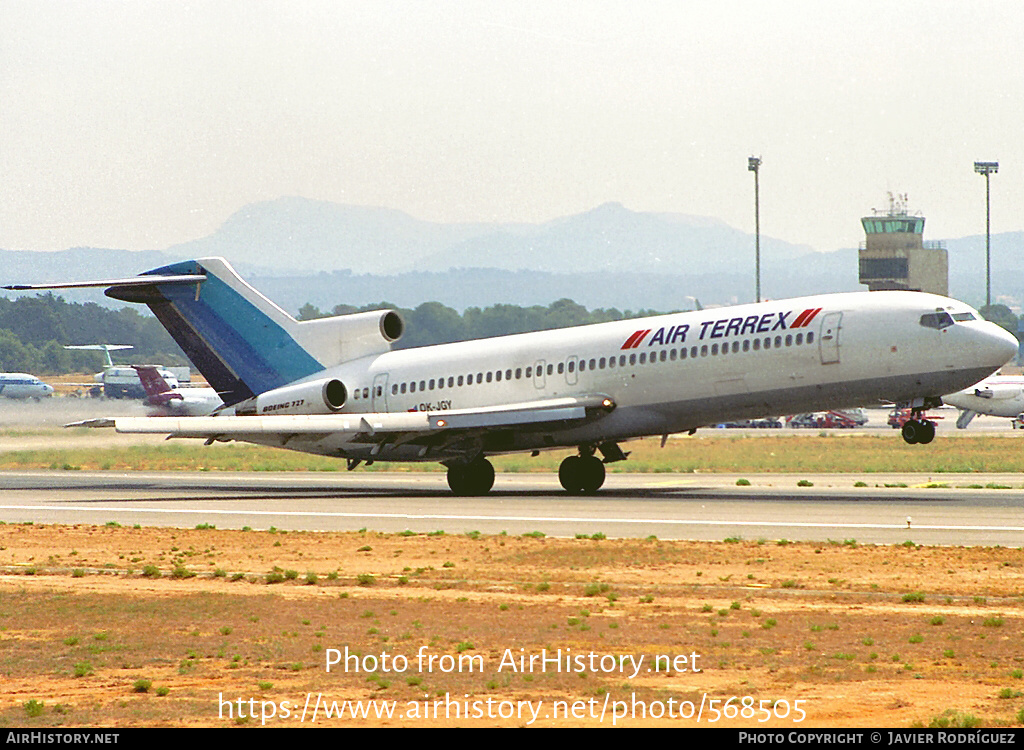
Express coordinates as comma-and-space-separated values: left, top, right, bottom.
0, 524, 1022, 728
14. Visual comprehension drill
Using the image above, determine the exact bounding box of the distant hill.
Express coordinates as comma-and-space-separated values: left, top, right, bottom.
0, 197, 1020, 314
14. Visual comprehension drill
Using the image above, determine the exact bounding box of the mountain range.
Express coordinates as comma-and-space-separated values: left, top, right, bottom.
2, 197, 1021, 315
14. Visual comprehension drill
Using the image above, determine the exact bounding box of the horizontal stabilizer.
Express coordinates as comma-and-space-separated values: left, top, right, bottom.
3, 275, 206, 291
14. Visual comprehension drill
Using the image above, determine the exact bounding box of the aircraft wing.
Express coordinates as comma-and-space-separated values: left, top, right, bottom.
69, 394, 616, 440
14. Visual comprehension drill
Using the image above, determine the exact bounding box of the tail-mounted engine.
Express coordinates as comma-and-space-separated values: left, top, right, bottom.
253, 377, 348, 415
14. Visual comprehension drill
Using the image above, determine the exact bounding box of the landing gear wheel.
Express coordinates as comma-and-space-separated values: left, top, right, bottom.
918, 420, 936, 444
901, 418, 936, 445
558, 455, 606, 494
446, 457, 495, 496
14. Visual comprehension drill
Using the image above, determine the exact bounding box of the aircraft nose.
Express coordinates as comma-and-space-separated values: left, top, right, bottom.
983, 323, 1019, 366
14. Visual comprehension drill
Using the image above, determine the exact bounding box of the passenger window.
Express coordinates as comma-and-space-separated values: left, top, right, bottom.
670, 349, 677, 361
712, 344, 719, 355
807, 332, 815, 344
515, 368, 522, 379
700, 345, 708, 356
547, 364, 553, 375
628, 355, 635, 366
618, 355, 626, 367
429, 379, 435, 390
486, 372, 493, 383
609, 357, 616, 368
589, 359, 596, 369
743, 340, 750, 352
476, 373, 483, 384
506, 369, 512, 379
495, 371, 502, 382
795, 333, 803, 345
557, 363, 564, 374
392, 384, 398, 395
401, 383, 407, 394
785, 335, 792, 346
599, 358, 606, 369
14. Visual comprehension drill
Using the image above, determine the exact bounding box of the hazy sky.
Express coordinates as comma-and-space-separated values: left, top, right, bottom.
2, 1, 1021, 255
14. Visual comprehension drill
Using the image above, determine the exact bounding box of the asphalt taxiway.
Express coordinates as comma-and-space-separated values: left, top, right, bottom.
1, 470, 1022, 546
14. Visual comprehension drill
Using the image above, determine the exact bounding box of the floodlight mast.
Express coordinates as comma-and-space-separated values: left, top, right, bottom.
748, 156, 762, 303
974, 160, 999, 308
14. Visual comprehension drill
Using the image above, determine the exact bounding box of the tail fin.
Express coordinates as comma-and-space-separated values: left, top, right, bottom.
106, 258, 402, 405
131, 365, 176, 399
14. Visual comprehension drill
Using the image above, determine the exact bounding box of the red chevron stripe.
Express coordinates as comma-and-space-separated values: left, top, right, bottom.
799, 308, 822, 327
621, 330, 645, 350
631, 329, 652, 348
791, 309, 813, 328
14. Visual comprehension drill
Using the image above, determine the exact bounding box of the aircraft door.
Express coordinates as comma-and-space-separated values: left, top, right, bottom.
372, 373, 389, 411
533, 359, 546, 390
566, 355, 579, 386
819, 312, 842, 365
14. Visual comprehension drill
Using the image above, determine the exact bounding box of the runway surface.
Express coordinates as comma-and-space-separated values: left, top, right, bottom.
1, 469, 1022, 546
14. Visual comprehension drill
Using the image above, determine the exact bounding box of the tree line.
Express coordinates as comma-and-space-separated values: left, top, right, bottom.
0, 294, 186, 374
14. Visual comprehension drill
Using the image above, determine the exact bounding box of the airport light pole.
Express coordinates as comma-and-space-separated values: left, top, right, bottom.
748, 156, 762, 303
974, 160, 998, 308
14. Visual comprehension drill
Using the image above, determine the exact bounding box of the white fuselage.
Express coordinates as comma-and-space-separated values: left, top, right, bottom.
250, 290, 1016, 461
943, 376, 1024, 420
0, 374, 55, 400
145, 387, 222, 417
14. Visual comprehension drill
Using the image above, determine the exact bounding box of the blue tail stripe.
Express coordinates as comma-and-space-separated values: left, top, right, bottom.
138, 261, 323, 396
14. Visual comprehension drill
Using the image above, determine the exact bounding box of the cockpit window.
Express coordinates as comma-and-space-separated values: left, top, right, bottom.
952, 312, 977, 322
919, 312, 955, 329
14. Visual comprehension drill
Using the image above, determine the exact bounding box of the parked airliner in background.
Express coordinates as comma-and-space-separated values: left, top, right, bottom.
5, 257, 1017, 494
64, 344, 180, 399
0, 373, 55, 400
133, 365, 222, 416
943, 375, 1024, 429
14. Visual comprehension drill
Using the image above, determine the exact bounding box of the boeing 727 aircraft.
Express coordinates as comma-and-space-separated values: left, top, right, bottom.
5, 257, 1017, 494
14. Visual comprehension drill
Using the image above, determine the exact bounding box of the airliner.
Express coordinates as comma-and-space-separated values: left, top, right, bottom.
0, 373, 55, 400
943, 375, 1024, 429
5, 257, 1017, 494
133, 365, 222, 416
64, 344, 179, 398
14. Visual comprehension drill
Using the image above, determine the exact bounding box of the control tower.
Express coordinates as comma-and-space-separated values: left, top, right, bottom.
858, 193, 948, 295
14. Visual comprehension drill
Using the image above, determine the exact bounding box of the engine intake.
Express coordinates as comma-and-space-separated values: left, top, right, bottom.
254, 378, 348, 415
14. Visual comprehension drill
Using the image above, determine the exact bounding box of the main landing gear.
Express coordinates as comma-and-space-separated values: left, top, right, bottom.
557, 443, 626, 494
558, 454, 606, 494
446, 456, 495, 496
901, 416, 936, 445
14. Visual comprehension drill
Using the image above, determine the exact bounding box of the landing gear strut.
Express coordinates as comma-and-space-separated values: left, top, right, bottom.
901, 416, 936, 445
446, 456, 495, 496
558, 453, 606, 494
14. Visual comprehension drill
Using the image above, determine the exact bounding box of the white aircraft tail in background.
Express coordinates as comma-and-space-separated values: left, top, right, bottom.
6, 257, 1018, 494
